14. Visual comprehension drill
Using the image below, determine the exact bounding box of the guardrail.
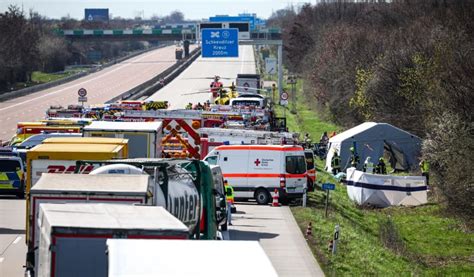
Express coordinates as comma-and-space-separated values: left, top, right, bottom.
0, 43, 171, 103
106, 47, 202, 102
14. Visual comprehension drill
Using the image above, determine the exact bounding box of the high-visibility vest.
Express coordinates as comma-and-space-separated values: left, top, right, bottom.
224, 184, 234, 204
332, 156, 341, 169
420, 160, 430, 173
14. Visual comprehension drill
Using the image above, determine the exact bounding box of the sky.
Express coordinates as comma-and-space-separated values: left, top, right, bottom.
0, 0, 315, 20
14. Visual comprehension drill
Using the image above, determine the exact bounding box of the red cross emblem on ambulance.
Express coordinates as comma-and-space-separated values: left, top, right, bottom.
254, 159, 261, 166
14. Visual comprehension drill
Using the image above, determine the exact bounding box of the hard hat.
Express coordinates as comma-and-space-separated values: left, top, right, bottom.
379, 157, 384, 161
350, 147, 354, 151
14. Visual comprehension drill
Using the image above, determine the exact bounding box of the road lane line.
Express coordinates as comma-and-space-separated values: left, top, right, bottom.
240, 46, 246, 74
13, 237, 21, 244
0, 47, 172, 112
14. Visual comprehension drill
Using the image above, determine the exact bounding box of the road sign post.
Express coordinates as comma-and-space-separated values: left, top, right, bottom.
332, 224, 340, 255
265, 57, 277, 75
280, 91, 289, 106
77, 88, 87, 107
201, 28, 239, 58
322, 183, 335, 218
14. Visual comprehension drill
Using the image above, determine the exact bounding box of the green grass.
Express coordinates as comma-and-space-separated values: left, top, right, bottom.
31, 70, 78, 83
273, 78, 474, 276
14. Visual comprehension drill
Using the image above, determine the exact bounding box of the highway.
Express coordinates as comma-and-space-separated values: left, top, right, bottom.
147, 45, 256, 108
0, 45, 181, 144
0, 197, 26, 277
0, 44, 324, 276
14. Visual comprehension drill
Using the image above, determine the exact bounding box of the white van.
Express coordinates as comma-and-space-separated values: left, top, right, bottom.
204, 145, 307, 204
230, 97, 266, 109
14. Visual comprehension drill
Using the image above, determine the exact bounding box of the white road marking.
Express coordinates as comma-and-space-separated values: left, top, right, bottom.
0, 257, 4, 263
0, 48, 170, 112
240, 46, 246, 74
13, 236, 21, 244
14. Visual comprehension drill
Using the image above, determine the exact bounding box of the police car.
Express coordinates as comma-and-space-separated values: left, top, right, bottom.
0, 155, 25, 198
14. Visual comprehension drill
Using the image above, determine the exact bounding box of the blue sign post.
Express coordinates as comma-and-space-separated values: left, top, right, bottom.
201, 28, 239, 58
322, 183, 336, 191
322, 183, 336, 217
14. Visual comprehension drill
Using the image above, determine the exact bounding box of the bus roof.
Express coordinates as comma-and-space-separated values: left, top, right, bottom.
28, 143, 124, 155
43, 137, 128, 145
215, 145, 303, 151
84, 121, 162, 132
20, 125, 81, 130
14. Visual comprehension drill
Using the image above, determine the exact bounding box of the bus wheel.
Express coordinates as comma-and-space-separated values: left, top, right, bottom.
255, 188, 270, 205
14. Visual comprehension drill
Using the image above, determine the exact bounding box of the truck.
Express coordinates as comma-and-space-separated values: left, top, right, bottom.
106, 239, 278, 277
83, 121, 163, 158
75, 158, 219, 240
236, 73, 262, 94
204, 145, 308, 204
27, 173, 151, 274
41, 137, 129, 158
25, 142, 127, 249
36, 204, 188, 277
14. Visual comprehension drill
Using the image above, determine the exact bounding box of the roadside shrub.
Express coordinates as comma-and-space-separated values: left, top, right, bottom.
422, 113, 474, 222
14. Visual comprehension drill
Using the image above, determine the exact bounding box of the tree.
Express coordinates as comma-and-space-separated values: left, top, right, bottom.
0, 5, 39, 91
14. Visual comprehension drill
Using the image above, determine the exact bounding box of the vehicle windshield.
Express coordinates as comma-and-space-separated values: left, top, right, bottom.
285, 156, 306, 174
17, 135, 47, 149
0, 160, 22, 172
205, 156, 218, 165
304, 152, 315, 170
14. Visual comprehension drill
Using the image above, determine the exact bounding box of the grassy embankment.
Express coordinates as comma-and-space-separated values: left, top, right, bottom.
7, 70, 85, 91
274, 80, 474, 276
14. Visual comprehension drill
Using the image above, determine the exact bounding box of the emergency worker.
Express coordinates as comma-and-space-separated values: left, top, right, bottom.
350, 147, 360, 168
363, 156, 374, 173
331, 151, 341, 175
376, 157, 387, 174
419, 159, 430, 185
185, 102, 193, 110
210, 76, 223, 98
224, 180, 234, 226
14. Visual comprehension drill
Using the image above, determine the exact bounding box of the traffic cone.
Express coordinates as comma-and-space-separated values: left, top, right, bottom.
306, 222, 312, 237
272, 188, 280, 207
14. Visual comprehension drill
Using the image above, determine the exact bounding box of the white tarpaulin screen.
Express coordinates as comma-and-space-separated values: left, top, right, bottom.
346, 168, 427, 207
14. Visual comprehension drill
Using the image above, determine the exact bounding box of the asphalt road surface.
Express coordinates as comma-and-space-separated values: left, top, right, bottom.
229, 203, 325, 276
146, 45, 256, 108
0, 197, 26, 277
0, 45, 182, 144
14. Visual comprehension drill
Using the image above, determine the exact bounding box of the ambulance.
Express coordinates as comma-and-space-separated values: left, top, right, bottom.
204, 145, 307, 204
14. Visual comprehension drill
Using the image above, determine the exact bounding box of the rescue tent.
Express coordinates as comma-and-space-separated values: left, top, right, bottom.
325, 122, 421, 173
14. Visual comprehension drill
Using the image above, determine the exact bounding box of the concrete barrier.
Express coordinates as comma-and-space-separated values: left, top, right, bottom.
107, 47, 202, 102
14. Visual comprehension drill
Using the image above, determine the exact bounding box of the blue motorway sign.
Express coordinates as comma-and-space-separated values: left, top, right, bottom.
322, 183, 336, 191
210, 15, 255, 30
85, 9, 109, 21
201, 28, 239, 58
